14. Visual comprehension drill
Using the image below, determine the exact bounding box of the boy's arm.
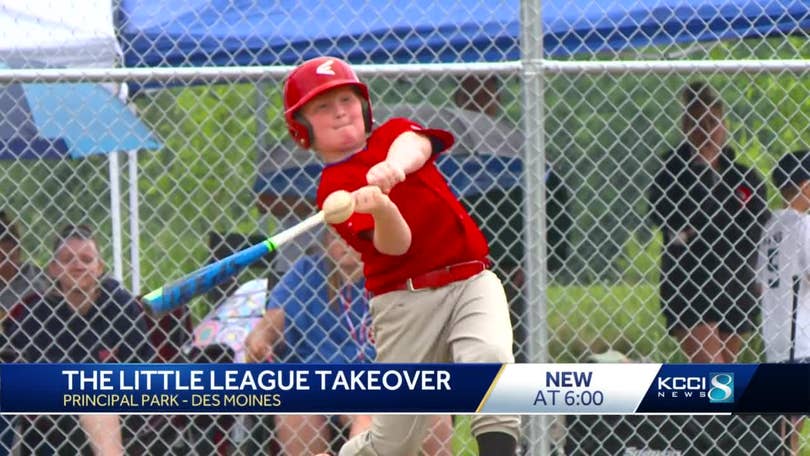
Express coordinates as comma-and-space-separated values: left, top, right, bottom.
366, 132, 433, 193
79, 414, 124, 456
353, 186, 411, 255
245, 308, 285, 363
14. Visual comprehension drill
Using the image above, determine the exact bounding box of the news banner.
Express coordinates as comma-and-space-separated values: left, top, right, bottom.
0, 364, 807, 414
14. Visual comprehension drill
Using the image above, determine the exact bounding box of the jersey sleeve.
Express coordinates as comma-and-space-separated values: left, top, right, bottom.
315, 118, 453, 241
648, 152, 685, 230
378, 117, 455, 159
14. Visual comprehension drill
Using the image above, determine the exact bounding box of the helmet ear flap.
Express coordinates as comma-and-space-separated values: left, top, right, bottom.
293, 113, 315, 148
360, 96, 372, 133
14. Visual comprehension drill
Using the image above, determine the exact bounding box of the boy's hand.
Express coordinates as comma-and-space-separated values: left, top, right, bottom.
366, 160, 405, 194
353, 185, 411, 255
353, 185, 395, 216
244, 328, 272, 363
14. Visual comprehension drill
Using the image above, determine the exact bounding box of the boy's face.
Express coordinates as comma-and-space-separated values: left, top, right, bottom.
301, 87, 366, 159
48, 238, 104, 293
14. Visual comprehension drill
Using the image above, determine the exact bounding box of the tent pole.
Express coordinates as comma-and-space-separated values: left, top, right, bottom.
128, 149, 141, 294
521, 0, 549, 454
116, 82, 142, 294
255, 81, 270, 234
109, 152, 124, 281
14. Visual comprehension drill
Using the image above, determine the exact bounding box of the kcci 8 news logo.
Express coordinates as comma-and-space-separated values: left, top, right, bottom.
656, 372, 734, 403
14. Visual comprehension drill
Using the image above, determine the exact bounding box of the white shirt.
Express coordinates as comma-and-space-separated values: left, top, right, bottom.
757, 209, 810, 362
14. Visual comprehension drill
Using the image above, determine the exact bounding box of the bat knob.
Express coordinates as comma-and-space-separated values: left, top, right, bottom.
323, 190, 355, 224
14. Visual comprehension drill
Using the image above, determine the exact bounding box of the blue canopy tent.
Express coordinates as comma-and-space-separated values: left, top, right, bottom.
0, 73, 162, 281
118, 0, 810, 67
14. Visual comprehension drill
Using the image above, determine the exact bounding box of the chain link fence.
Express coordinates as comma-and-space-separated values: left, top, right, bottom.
1, 0, 809, 454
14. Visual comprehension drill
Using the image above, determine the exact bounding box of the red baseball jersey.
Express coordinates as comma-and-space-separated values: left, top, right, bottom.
316, 118, 489, 295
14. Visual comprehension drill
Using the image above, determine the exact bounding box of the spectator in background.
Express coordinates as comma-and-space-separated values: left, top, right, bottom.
0, 210, 47, 453
255, 140, 325, 285
0, 210, 47, 318
245, 230, 452, 455
756, 151, 810, 454
5, 224, 154, 455
452, 75, 572, 362
648, 81, 768, 363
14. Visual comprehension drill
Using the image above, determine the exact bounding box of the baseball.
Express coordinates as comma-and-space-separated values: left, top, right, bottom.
323, 190, 355, 224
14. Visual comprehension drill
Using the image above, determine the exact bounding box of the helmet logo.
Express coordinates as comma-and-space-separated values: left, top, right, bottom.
316, 59, 336, 76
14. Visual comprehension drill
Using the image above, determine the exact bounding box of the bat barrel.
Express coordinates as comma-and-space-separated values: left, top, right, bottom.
141, 210, 326, 315
143, 241, 273, 313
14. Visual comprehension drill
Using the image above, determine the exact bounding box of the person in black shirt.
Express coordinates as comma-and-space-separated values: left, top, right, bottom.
648, 82, 768, 363
6, 225, 154, 455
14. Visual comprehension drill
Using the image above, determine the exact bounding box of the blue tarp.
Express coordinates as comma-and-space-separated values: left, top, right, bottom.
118, 0, 810, 68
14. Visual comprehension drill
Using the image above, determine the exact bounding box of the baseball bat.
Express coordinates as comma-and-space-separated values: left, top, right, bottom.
142, 190, 354, 314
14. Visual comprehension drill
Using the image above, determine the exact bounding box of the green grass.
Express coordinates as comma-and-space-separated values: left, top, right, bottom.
452, 417, 476, 455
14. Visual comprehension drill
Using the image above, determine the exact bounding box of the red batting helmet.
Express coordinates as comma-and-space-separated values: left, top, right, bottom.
283, 57, 372, 149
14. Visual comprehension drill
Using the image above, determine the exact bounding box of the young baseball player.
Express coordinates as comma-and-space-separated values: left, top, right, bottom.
758, 150, 810, 363
756, 150, 810, 453
283, 56, 520, 456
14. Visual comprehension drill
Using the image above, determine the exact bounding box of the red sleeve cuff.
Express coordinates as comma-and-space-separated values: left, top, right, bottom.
381, 118, 455, 155
407, 123, 455, 155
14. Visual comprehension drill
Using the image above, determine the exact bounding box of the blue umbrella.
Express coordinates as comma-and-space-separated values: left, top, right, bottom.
0, 72, 161, 159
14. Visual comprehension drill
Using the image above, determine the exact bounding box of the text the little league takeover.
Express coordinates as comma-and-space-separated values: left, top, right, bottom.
0, 363, 807, 414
